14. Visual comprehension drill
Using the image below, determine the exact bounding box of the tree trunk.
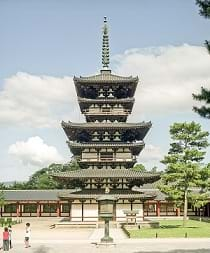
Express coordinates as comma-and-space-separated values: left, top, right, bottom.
183, 190, 188, 227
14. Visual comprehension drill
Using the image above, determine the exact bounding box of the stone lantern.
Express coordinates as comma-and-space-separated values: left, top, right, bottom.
97, 195, 117, 243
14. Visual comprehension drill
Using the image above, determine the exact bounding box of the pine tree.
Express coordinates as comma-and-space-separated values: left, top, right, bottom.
196, 0, 210, 53
159, 122, 209, 227
193, 1, 210, 118
193, 87, 210, 119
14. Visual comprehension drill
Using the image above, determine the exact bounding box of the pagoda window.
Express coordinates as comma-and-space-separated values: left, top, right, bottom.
102, 108, 110, 112
100, 152, 113, 160
124, 148, 130, 152
116, 152, 131, 159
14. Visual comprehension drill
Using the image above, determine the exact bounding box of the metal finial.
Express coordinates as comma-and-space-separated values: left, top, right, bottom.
102, 17, 109, 69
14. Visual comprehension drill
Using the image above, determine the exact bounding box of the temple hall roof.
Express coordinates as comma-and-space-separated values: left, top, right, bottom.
58, 188, 157, 200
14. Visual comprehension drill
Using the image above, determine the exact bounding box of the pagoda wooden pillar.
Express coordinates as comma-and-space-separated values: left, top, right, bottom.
37, 202, 41, 217
207, 204, 210, 217
176, 207, 180, 216
16, 202, 21, 217
56, 201, 61, 217
80, 200, 85, 221
142, 201, 145, 221
156, 201, 161, 217
113, 201, 116, 221
68, 201, 72, 220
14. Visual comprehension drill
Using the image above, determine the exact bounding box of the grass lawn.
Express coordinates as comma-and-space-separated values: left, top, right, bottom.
128, 219, 210, 238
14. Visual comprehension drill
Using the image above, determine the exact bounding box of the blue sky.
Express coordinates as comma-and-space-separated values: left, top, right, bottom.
0, 0, 210, 181
1, 0, 209, 78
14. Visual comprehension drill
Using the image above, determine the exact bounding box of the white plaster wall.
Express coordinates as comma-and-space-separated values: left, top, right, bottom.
116, 203, 130, 222
133, 203, 143, 221
71, 204, 82, 221
83, 204, 98, 221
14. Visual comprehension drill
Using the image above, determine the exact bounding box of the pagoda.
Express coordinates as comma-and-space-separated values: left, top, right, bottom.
53, 17, 160, 222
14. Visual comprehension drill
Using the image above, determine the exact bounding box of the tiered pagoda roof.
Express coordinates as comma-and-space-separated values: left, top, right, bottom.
53, 169, 160, 181
53, 169, 160, 187
74, 70, 138, 83
62, 121, 151, 129
53, 17, 160, 203
74, 73, 138, 99
68, 141, 144, 155
62, 121, 152, 141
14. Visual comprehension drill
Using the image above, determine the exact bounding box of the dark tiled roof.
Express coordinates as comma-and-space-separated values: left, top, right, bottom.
62, 121, 152, 130
1, 189, 166, 202
52, 169, 160, 180
74, 70, 138, 84
58, 189, 157, 200
1, 190, 70, 201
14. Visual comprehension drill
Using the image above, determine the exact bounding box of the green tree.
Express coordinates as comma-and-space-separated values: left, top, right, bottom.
0, 183, 7, 190
25, 160, 80, 189
196, 0, 210, 52
159, 122, 209, 226
34, 174, 58, 189
9, 181, 28, 190
193, 1, 210, 118
193, 87, 210, 119
151, 166, 158, 173
0, 191, 5, 217
133, 164, 146, 172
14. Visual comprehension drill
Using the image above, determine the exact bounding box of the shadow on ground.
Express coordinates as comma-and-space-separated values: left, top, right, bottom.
32, 245, 51, 253
160, 225, 197, 229
134, 250, 209, 253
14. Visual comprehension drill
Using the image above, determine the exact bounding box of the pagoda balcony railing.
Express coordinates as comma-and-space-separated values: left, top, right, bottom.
79, 158, 136, 162
83, 109, 130, 115
84, 112, 130, 116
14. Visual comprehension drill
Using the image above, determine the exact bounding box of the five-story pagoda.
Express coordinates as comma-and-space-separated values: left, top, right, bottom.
53, 17, 160, 222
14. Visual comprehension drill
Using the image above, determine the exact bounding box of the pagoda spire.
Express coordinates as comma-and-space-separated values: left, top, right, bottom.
102, 16, 110, 69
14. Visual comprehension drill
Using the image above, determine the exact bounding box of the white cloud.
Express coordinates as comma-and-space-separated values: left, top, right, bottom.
8, 136, 64, 167
0, 72, 78, 127
1, 45, 209, 128
113, 44, 210, 115
138, 144, 163, 163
